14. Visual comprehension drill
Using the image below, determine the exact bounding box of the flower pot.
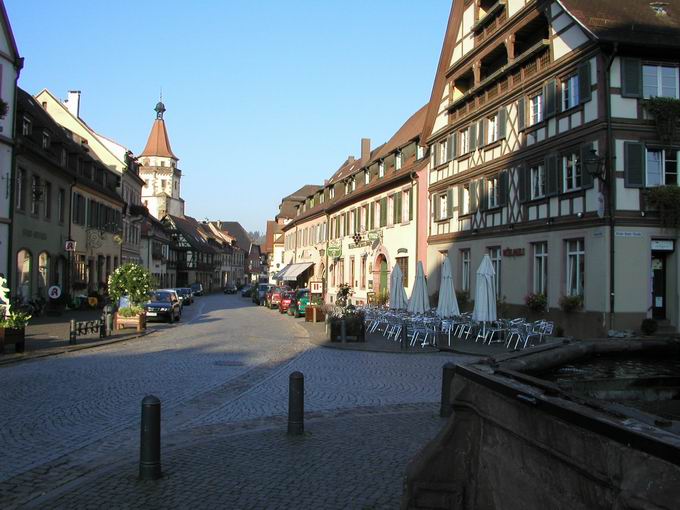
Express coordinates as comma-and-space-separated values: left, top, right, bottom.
0, 327, 26, 354
114, 312, 147, 333
305, 306, 326, 323
329, 317, 365, 342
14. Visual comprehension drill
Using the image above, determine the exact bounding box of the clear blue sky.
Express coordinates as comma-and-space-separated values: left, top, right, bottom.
6, 0, 450, 233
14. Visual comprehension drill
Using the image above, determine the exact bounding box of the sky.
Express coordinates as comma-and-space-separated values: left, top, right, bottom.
6, 0, 451, 233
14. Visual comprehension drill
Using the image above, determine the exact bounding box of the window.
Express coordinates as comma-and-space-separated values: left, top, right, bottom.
562, 75, 579, 110
460, 129, 469, 154
38, 251, 49, 297
566, 239, 585, 297
42, 131, 51, 149
487, 177, 499, 208
351, 178, 356, 192
396, 152, 402, 171
438, 193, 448, 221
396, 257, 409, 287
461, 249, 471, 291
44, 182, 51, 219
529, 93, 543, 125
646, 148, 678, 186
22, 117, 32, 136
562, 152, 581, 191
15, 168, 26, 211
379, 161, 385, 178
61, 149, 67, 167
58, 188, 65, 222
487, 114, 499, 144
337, 258, 345, 285
31, 175, 40, 215
360, 256, 366, 289
364, 169, 370, 185
330, 186, 335, 199
350, 257, 355, 287
533, 242, 548, 295
16, 249, 32, 301
530, 164, 546, 199
488, 247, 502, 298
417, 145, 425, 160
643, 65, 679, 99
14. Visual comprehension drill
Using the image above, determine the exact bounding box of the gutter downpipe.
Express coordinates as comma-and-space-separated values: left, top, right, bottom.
605, 43, 618, 331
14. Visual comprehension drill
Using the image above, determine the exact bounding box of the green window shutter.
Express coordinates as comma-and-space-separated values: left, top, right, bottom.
434, 195, 441, 221
518, 164, 529, 203
580, 143, 595, 189
392, 193, 398, 224
354, 208, 360, 232
624, 141, 645, 188
544, 79, 557, 118
545, 154, 559, 196
457, 185, 464, 213
469, 124, 477, 152
469, 181, 478, 211
498, 107, 507, 139
453, 132, 459, 158
397, 192, 403, 223
434, 143, 441, 166
478, 119, 486, 147
446, 133, 455, 161
408, 188, 414, 221
578, 61, 592, 104
369, 203, 375, 230
499, 171, 509, 206
380, 197, 387, 227
621, 58, 642, 98
446, 188, 454, 218
517, 97, 526, 131
479, 179, 488, 211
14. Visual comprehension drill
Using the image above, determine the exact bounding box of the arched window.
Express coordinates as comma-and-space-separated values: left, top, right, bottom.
38, 251, 50, 297
16, 249, 32, 301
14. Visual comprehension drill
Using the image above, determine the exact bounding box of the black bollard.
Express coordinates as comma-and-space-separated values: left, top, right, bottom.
340, 319, 347, 343
139, 395, 162, 480
287, 372, 304, 435
440, 363, 457, 417
401, 319, 409, 351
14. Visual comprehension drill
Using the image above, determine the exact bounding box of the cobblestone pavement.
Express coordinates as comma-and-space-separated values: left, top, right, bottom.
0, 294, 475, 508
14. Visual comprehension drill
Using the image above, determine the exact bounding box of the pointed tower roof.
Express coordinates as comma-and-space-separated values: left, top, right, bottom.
140, 100, 178, 159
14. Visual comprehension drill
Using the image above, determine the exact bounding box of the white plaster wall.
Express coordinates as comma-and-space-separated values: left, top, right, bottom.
552, 25, 589, 61
611, 94, 638, 119
508, 0, 526, 17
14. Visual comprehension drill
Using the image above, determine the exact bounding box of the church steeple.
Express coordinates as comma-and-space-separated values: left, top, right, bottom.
140, 99, 177, 159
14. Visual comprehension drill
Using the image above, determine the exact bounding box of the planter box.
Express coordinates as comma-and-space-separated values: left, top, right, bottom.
0, 327, 26, 354
329, 318, 365, 342
305, 306, 326, 323
114, 313, 146, 333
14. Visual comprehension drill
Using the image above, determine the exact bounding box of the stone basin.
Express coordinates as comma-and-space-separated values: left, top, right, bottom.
402, 339, 680, 510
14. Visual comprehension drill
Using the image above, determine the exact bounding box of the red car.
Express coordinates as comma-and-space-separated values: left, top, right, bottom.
269, 286, 290, 309
278, 291, 294, 314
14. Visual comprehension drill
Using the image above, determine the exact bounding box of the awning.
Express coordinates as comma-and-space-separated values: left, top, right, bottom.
274, 264, 292, 280
281, 262, 314, 281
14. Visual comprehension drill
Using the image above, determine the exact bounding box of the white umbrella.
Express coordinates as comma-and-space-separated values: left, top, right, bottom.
436, 257, 460, 318
389, 263, 408, 310
407, 261, 430, 314
472, 255, 497, 323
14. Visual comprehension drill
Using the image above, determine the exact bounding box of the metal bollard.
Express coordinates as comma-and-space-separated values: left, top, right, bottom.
69, 319, 77, 345
139, 395, 162, 480
287, 372, 304, 435
440, 363, 457, 417
401, 319, 408, 351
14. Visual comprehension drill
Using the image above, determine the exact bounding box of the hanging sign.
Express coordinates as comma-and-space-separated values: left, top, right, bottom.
327, 241, 342, 258
310, 281, 323, 295
651, 240, 674, 252
64, 240, 77, 252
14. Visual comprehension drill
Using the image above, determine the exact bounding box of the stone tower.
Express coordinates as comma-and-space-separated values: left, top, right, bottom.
138, 100, 185, 220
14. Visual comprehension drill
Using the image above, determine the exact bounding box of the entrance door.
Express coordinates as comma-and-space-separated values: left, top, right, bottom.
379, 259, 388, 294
651, 252, 667, 320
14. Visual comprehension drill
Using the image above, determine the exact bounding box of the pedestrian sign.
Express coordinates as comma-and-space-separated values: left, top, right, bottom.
48, 285, 62, 300
65, 240, 77, 252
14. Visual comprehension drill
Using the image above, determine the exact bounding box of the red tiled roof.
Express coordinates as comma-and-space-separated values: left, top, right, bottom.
140, 118, 177, 159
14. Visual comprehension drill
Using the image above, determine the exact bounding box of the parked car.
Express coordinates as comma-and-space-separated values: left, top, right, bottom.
252, 283, 271, 305
190, 282, 204, 296
223, 283, 237, 294
175, 287, 194, 305
267, 286, 289, 309
240, 285, 253, 297
289, 289, 310, 318
144, 289, 182, 323
278, 291, 295, 314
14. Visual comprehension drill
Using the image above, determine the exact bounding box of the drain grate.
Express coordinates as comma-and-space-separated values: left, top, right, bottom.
213, 360, 245, 367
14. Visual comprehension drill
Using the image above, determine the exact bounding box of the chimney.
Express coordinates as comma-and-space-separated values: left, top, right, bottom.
348, 155, 355, 163
361, 138, 371, 163
66, 90, 81, 118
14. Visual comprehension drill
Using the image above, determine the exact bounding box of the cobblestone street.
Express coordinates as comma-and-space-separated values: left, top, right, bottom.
0, 294, 474, 508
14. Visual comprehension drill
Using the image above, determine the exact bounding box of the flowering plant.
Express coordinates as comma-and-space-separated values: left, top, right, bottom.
525, 293, 547, 312
108, 263, 153, 308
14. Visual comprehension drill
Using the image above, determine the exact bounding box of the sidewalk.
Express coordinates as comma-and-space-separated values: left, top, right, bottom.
0, 309, 154, 365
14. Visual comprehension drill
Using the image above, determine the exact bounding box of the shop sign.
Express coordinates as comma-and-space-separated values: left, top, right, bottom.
327, 241, 342, 258
367, 231, 381, 241
651, 240, 674, 252
310, 280, 324, 294
615, 231, 641, 238
397, 248, 407, 254
502, 248, 525, 257
349, 241, 371, 249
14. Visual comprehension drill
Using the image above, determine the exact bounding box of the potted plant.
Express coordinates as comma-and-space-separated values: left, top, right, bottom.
559, 294, 583, 313
108, 263, 153, 332
525, 293, 548, 312
305, 297, 326, 323
0, 276, 31, 353
328, 284, 365, 342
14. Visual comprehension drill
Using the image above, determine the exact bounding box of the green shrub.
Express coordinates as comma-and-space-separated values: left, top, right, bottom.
108, 263, 153, 307
559, 295, 583, 313
118, 306, 144, 318
525, 293, 547, 312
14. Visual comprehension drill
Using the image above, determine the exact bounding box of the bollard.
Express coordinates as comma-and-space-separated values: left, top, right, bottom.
139, 395, 162, 480
340, 319, 347, 343
103, 305, 114, 337
69, 319, 77, 345
287, 372, 304, 435
440, 363, 457, 417
401, 319, 409, 351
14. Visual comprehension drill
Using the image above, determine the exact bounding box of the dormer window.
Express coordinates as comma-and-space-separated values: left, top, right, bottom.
396, 152, 402, 171
330, 186, 335, 199
42, 131, 51, 149
22, 117, 32, 136
60, 149, 67, 167
364, 169, 370, 185
351, 178, 356, 192
417, 145, 425, 160
379, 161, 385, 178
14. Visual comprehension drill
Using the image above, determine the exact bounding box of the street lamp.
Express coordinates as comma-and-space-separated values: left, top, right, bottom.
581, 148, 606, 179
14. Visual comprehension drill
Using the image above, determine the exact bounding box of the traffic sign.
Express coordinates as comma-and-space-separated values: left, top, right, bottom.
48, 285, 62, 299
65, 240, 77, 252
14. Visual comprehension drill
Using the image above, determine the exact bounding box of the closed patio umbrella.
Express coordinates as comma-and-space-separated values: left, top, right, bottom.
389, 263, 408, 310
407, 261, 430, 314
472, 255, 497, 323
436, 257, 460, 318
